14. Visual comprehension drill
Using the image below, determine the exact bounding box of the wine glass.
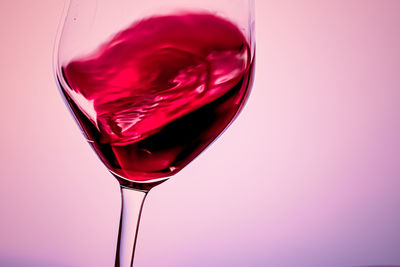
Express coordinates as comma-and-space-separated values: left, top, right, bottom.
54, 0, 255, 266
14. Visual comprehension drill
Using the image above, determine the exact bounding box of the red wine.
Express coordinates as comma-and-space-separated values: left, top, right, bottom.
60, 13, 254, 182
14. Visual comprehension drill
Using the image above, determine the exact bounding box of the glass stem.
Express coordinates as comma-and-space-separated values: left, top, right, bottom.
115, 186, 148, 267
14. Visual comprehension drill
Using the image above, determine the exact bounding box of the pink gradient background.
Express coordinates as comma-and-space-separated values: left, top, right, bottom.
1, 0, 400, 266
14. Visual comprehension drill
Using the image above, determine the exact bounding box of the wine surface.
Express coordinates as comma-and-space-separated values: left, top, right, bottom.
60, 13, 254, 182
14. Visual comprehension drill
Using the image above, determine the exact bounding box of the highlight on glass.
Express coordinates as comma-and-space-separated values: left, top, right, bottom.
54, 0, 255, 266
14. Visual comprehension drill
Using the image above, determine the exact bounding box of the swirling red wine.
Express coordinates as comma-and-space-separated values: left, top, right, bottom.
60, 13, 253, 181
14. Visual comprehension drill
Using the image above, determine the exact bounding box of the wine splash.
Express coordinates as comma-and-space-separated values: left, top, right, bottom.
60, 13, 254, 181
